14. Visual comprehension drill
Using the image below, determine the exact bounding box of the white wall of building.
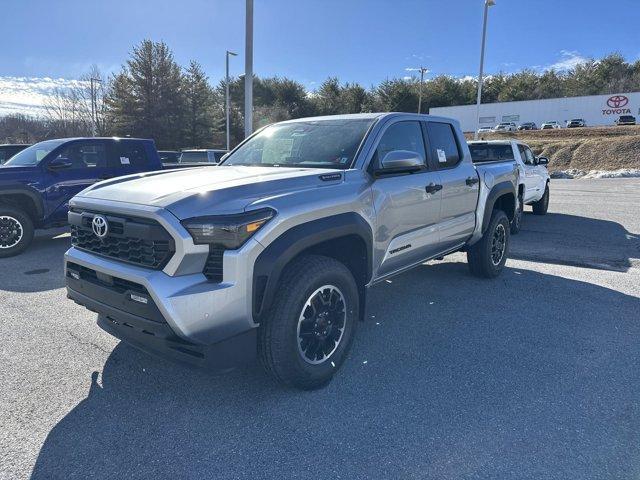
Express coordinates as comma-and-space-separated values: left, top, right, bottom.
429, 92, 640, 132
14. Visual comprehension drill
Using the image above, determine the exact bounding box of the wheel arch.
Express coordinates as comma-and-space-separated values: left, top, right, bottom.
482, 181, 516, 233
252, 213, 373, 323
0, 187, 44, 223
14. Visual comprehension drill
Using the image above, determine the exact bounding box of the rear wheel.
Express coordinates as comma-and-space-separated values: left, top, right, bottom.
532, 184, 549, 215
467, 209, 510, 278
0, 206, 34, 258
258, 255, 359, 390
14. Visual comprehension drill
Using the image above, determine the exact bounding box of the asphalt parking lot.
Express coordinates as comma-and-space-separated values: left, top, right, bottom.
1, 178, 639, 480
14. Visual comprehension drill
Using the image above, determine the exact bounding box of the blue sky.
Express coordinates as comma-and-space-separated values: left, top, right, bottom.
1, 0, 639, 114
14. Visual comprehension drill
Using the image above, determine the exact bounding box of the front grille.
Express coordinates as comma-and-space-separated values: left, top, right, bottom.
70, 210, 175, 269
203, 246, 224, 282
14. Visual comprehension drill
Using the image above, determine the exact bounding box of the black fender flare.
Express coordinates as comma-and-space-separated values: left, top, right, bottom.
482, 181, 516, 232
252, 212, 373, 322
0, 186, 44, 219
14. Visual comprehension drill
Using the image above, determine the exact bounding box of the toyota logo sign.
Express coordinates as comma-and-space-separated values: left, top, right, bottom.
607, 95, 629, 108
91, 215, 109, 238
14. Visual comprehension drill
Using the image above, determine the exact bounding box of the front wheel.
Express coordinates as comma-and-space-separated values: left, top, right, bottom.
258, 255, 359, 390
467, 209, 510, 278
0, 206, 34, 258
532, 184, 549, 215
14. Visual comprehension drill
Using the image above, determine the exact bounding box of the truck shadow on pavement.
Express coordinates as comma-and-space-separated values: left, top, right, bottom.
30, 262, 640, 479
512, 212, 639, 272
0, 229, 69, 293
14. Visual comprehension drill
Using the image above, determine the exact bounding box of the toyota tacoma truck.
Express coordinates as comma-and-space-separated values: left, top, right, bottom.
0, 137, 206, 257
468, 139, 550, 233
65, 113, 518, 389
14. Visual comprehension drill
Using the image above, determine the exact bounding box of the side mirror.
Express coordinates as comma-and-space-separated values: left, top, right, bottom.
48, 157, 73, 170
537, 156, 549, 166
377, 150, 424, 174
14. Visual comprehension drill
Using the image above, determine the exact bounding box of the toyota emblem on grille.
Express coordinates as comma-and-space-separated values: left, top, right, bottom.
91, 215, 109, 238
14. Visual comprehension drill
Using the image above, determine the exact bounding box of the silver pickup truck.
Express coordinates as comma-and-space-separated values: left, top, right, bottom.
65, 113, 518, 389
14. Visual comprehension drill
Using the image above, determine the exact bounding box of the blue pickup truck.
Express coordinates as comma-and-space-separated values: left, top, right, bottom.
0, 137, 196, 257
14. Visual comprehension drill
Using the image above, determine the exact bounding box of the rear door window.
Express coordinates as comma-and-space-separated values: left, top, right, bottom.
116, 142, 148, 169
425, 122, 461, 169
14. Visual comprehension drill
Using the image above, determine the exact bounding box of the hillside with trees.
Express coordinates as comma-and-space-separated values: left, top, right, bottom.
1, 40, 639, 148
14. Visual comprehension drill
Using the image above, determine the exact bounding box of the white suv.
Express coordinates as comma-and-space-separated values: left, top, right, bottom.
494, 122, 517, 132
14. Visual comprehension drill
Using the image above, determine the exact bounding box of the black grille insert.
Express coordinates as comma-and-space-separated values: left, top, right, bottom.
69, 210, 175, 269
203, 246, 224, 282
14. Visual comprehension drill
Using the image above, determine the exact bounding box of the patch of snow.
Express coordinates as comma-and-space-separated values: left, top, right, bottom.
551, 169, 640, 179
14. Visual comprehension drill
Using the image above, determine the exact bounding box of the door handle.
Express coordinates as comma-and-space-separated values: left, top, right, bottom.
465, 176, 479, 186
99, 174, 113, 180
425, 183, 443, 194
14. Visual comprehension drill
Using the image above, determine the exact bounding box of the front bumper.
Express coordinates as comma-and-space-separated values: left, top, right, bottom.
65, 239, 264, 370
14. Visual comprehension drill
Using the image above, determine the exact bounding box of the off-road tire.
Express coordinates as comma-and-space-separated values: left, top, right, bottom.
0, 205, 34, 258
532, 184, 549, 215
510, 194, 523, 234
258, 254, 359, 390
467, 209, 510, 278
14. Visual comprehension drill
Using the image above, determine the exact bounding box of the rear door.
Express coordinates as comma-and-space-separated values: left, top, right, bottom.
424, 121, 478, 251
110, 140, 154, 177
370, 120, 443, 278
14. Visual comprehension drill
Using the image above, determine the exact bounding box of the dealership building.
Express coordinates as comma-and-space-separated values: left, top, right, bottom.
429, 92, 639, 132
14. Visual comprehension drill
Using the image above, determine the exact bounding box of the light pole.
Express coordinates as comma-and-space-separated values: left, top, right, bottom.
244, 0, 253, 138
406, 67, 429, 113
474, 0, 495, 140
225, 50, 238, 151
89, 77, 102, 137
417, 67, 429, 113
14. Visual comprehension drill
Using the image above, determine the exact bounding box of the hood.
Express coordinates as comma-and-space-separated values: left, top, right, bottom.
76, 165, 343, 218
0, 165, 39, 182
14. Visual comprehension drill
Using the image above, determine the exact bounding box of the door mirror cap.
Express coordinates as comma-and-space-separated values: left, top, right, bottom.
48, 157, 73, 170
537, 156, 549, 165
378, 150, 424, 173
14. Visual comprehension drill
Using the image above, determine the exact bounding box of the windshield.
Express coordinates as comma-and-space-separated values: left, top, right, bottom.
221, 118, 375, 169
4, 139, 66, 166
179, 151, 209, 163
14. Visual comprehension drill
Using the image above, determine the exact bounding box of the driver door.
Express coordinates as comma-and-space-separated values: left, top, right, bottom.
44, 140, 110, 223
370, 120, 443, 279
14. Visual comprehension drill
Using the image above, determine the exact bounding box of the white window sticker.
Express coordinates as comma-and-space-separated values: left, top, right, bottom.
437, 148, 447, 163
120, 156, 130, 165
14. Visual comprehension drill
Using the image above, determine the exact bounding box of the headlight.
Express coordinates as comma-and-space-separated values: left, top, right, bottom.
182, 208, 275, 249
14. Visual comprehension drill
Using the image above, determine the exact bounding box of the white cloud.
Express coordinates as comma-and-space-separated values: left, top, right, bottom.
0, 76, 86, 117
544, 50, 590, 72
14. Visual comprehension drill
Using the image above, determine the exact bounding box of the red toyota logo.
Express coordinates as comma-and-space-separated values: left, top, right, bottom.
607, 95, 629, 108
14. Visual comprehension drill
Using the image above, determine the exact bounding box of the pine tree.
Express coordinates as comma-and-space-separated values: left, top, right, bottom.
105, 40, 185, 148
183, 61, 218, 148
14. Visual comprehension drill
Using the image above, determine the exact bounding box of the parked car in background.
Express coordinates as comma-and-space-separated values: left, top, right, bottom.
468, 140, 550, 234
540, 121, 561, 130
615, 115, 637, 126
158, 150, 180, 163
179, 149, 227, 164
566, 118, 586, 128
494, 122, 517, 132
65, 112, 519, 389
0, 144, 30, 165
477, 126, 493, 134
517, 122, 537, 131
0, 137, 198, 257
